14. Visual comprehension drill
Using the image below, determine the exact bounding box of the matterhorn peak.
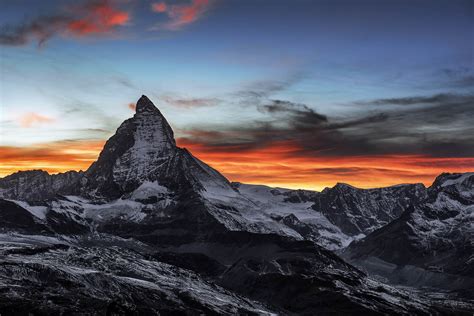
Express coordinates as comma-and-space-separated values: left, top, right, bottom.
132, 95, 176, 147
80, 95, 232, 199
136, 95, 160, 114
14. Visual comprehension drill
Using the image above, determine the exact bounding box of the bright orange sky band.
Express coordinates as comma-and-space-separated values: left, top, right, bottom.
1, 139, 473, 191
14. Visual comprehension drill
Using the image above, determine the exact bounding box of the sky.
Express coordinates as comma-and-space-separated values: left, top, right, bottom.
0, 0, 473, 190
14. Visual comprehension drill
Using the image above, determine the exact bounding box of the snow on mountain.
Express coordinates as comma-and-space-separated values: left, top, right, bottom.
312, 182, 428, 236
7, 200, 48, 220
342, 172, 474, 290
228, 183, 357, 249
0, 170, 82, 202
79, 95, 235, 200
0, 243, 276, 315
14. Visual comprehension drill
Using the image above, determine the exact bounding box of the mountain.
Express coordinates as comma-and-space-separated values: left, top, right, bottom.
312, 182, 427, 236
0, 170, 82, 202
0, 95, 472, 314
342, 172, 474, 291
228, 181, 427, 249
81, 95, 234, 200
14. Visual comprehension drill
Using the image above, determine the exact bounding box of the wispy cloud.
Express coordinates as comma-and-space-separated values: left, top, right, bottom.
151, 0, 211, 30
0, 0, 130, 46
127, 102, 137, 111
237, 73, 306, 101
440, 67, 474, 89
160, 95, 220, 108
360, 93, 469, 106
18, 112, 55, 127
151, 2, 168, 13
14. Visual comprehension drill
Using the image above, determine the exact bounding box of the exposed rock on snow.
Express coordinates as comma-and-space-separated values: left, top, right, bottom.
343, 173, 474, 290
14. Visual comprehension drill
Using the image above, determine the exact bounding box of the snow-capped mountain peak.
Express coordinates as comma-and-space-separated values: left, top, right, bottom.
79, 95, 235, 199
132, 94, 176, 149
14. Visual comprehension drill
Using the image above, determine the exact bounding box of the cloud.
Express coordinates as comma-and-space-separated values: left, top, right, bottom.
258, 100, 328, 127
235, 72, 307, 103
151, 0, 211, 30
440, 67, 474, 88
0, 0, 130, 46
18, 113, 55, 128
177, 135, 474, 190
160, 95, 220, 108
0, 140, 105, 177
0, 15, 70, 46
67, 0, 130, 36
178, 93, 474, 159
151, 2, 168, 13
362, 93, 468, 106
127, 102, 136, 111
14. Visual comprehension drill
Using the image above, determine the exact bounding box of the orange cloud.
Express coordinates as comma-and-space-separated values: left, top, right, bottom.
152, 0, 211, 30
128, 102, 137, 111
0, 140, 105, 177
1, 137, 472, 191
0, 0, 130, 46
151, 2, 168, 13
177, 138, 474, 190
19, 113, 55, 128
67, 0, 130, 36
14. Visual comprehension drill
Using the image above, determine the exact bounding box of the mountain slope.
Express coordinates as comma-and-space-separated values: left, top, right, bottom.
0, 170, 82, 202
312, 182, 427, 236
0, 242, 275, 315
342, 172, 474, 290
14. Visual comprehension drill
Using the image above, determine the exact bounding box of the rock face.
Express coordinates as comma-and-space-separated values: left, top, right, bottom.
82, 95, 233, 199
342, 172, 474, 290
0, 170, 82, 202
312, 182, 428, 236
229, 182, 427, 250
0, 95, 472, 314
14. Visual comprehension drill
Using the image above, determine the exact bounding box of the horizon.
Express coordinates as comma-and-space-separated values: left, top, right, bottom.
1, 94, 471, 192
1, 0, 473, 191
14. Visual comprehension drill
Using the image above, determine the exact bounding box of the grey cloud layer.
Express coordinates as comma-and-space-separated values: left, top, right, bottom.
179, 93, 474, 158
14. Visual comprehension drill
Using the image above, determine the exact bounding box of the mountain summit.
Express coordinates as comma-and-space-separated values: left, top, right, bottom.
81, 95, 231, 199
134, 94, 176, 146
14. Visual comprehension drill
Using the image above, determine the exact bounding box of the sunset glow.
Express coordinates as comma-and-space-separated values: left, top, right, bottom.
2, 138, 472, 191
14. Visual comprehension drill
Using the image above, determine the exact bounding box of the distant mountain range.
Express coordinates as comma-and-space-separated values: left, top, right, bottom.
0, 95, 472, 315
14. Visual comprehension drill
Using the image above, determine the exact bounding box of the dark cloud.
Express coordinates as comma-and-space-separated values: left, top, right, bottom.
440, 67, 474, 88
362, 93, 467, 106
258, 99, 328, 127
0, 15, 70, 46
179, 93, 474, 158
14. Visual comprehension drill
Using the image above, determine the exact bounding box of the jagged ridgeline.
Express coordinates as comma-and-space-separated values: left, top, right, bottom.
0, 96, 472, 315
